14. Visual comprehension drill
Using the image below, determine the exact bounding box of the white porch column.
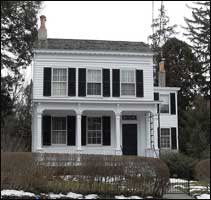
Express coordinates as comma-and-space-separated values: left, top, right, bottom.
76, 112, 82, 151
146, 112, 151, 149
153, 114, 159, 151
37, 112, 42, 150
115, 112, 121, 154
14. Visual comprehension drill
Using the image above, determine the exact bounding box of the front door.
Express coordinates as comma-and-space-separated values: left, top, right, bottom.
122, 124, 137, 155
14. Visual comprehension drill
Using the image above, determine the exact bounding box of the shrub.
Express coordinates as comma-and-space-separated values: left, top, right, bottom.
194, 159, 210, 183
160, 152, 197, 179
1, 152, 170, 198
1, 152, 49, 193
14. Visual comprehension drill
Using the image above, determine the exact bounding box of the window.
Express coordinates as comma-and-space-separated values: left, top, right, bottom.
160, 94, 169, 113
52, 117, 67, 145
87, 69, 101, 95
52, 68, 67, 96
121, 70, 135, 96
160, 128, 171, 149
87, 117, 102, 145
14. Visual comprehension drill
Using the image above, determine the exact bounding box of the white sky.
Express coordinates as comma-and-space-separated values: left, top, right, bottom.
38, 1, 194, 43
24, 1, 195, 84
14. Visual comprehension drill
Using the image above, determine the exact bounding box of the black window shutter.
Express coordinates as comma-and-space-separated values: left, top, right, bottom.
136, 70, 144, 97
102, 116, 111, 146
103, 69, 110, 97
81, 116, 86, 145
158, 128, 160, 149
42, 115, 51, 146
78, 68, 86, 97
67, 116, 76, 146
112, 69, 120, 97
171, 127, 177, 150
68, 68, 76, 96
154, 92, 159, 101
43, 68, 51, 96
170, 93, 176, 115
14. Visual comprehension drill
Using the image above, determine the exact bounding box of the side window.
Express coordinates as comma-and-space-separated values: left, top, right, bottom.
160, 128, 171, 149
160, 94, 169, 113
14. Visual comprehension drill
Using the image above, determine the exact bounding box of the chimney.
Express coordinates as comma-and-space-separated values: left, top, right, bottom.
158, 59, 166, 87
38, 15, 47, 48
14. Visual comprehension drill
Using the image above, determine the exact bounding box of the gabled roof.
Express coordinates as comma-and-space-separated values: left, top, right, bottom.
34, 38, 152, 53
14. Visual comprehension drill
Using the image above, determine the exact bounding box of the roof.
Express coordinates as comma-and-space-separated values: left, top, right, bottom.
34, 38, 152, 53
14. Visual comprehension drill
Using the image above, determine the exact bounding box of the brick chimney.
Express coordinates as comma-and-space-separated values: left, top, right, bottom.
38, 15, 47, 48
158, 59, 166, 87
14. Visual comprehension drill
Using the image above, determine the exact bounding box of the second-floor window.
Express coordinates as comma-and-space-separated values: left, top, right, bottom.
52, 68, 67, 96
160, 94, 169, 113
87, 69, 102, 96
121, 69, 136, 96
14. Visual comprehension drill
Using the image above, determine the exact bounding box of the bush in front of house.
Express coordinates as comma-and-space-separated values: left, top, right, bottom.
1, 152, 170, 198
160, 152, 197, 179
1, 152, 49, 193
194, 159, 210, 183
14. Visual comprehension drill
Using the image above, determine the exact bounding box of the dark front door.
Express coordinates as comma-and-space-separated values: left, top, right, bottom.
122, 124, 137, 155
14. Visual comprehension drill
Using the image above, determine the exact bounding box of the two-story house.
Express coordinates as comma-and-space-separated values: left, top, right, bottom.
32, 16, 179, 158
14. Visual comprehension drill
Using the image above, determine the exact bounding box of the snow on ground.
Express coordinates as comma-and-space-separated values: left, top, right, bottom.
115, 195, 142, 199
196, 194, 210, 199
170, 178, 188, 183
1, 190, 36, 197
84, 194, 99, 199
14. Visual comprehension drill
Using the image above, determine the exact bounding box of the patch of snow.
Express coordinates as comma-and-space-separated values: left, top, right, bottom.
196, 194, 210, 199
115, 195, 142, 199
170, 178, 188, 183
146, 196, 154, 199
66, 192, 83, 199
173, 185, 186, 189
85, 194, 99, 199
1, 190, 35, 197
49, 193, 66, 199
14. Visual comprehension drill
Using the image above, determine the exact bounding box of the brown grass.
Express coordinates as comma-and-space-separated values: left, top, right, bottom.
1, 152, 170, 197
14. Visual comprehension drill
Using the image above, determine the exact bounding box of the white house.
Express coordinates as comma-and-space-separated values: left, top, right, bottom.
32, 16, 180, 158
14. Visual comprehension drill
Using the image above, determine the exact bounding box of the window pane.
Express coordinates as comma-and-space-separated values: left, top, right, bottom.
52, 69, 67, 96
121, 70, 135, 83
87, 83, 101, 95
87, 117, 102, 145
160, 95, 169, 113
87, 70, 101, 82
160, 128, 170, 148
52, 117, 66, 145
121, 83, 135, 96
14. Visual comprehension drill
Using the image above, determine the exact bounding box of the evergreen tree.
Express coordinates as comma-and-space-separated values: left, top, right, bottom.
1, 1, 42, 123
160, 38, 206, 155
148, 2, 177, 85
181, 95, 210, 159
184, 1, 210, 96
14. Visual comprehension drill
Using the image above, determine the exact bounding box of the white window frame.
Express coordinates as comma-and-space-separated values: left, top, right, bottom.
160, 94, 170, 114
51, 67, 68, 97
160, 128, 171, 149
51, 116, 67, 146
86, 68, 102, 97
120, 69, 136, 97
86, 116, 103, 146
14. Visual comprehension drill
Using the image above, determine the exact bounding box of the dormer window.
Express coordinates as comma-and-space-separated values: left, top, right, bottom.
52, 68, 67, 96
87, 69, 102, 96
121, 69, 136, 96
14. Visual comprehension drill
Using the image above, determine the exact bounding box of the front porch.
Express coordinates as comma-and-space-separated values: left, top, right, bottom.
32, 102, 160, 157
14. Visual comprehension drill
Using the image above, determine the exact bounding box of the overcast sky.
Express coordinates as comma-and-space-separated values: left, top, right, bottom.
24, 1, 195, 83
37, 1, 194, 43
